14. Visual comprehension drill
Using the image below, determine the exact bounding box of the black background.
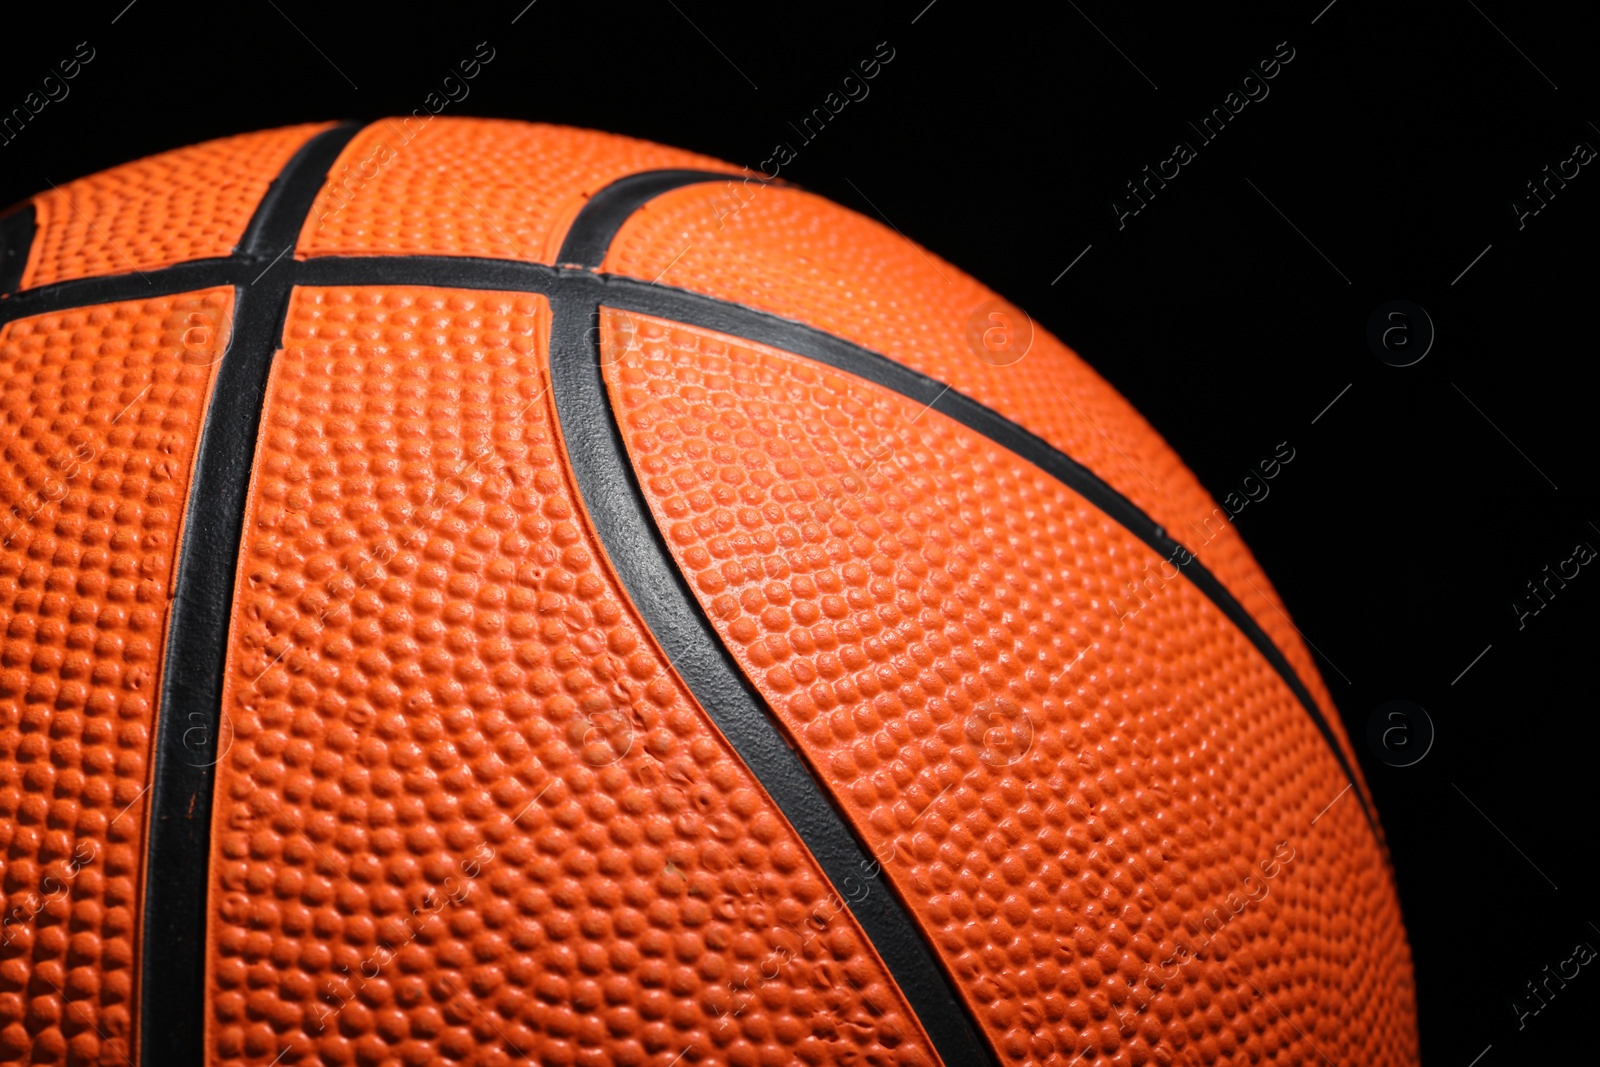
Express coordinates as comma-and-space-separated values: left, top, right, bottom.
4, 0, 1596, 1061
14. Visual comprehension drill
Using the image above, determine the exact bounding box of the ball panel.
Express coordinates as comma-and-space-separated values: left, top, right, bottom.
204, 285, 936, 1067
21, 124, 333, 290
295, 120, 737, 265
0, 287, 233, 1065
598, 183, 1363, 794
598, 308, 1416, 1066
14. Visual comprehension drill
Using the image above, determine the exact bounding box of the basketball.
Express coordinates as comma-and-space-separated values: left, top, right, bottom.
0, 119, 1416, 1066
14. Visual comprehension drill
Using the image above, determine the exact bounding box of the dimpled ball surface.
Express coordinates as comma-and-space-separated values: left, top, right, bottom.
0, 118, 1417, 1067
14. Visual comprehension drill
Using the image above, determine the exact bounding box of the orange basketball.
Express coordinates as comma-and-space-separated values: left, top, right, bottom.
0, 119, 1416, 1066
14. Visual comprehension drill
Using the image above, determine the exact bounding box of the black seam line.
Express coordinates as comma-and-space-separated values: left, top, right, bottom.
546, 300, 999, 1067
0, 248, 1384, 845
4, 245, 1386, 1059
554, 169, 748, 269
0, 112, 362, 310
0, 203, 35, 296
0, 257, 249, 324
589, 275, 1381, 836
552, 287, 1384, 1065
554, 168, 994, 1067
139, 121, 362, 1067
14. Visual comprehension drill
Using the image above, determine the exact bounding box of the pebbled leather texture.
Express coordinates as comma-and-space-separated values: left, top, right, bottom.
598, 184, 1369, 807
19, 125, 332, 291
599, 309, 1418, 1067
296, 120, 734, 265
547, 291, 997, 1067
0, 287, 233, 1063
204, 285, 936, 1067
0, 116, 1418, 1066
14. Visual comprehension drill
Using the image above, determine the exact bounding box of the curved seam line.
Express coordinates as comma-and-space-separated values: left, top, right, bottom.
553, 169, 753, 268
546, 292, 994, 1067
590, 273, 1378, 834
138, 120, 364, 1067
0, 249, 1380, 842
552, 171, 1378, 1061
551, 171, 1003, 1066
1, 242, 1385, 1064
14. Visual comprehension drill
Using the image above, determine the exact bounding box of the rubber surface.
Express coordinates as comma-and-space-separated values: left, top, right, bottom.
140, 123, 361, 1067
548, 291, 996, 1067
599, 310, 1416, 1065
555, 170, 751, 269
599, 183, 1370, 807
0, 286, 234, 1064
298, 119, 734, 264
0, 118, 1416, 1067
204, 284, 938, 1067
20, 124, 331, 291
1, 249, 1386, 840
